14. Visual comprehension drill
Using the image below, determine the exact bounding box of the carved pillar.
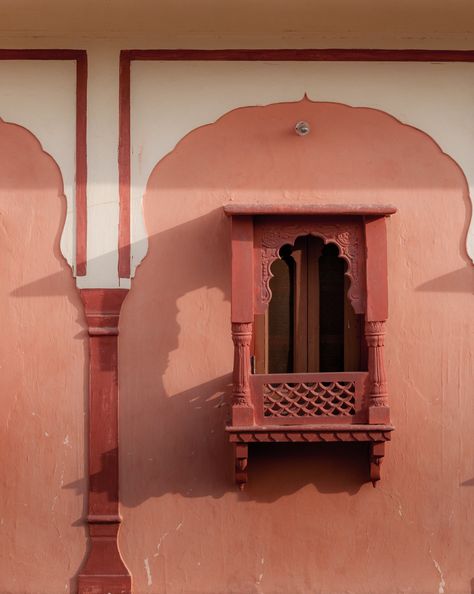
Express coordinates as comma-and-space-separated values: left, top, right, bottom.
365, 320, 389, 424
78, 289, 131, 594
231, 322, 254, 426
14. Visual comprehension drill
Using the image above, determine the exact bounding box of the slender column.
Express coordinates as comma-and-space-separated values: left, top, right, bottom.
229, 215, 254, 427
78, 289, 131, 594
231, 321, 254, 425
365, 320, 389, 424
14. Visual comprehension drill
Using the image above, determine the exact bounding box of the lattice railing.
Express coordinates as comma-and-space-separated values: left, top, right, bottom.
264, 381, 356, 417
250, 372, 369, 424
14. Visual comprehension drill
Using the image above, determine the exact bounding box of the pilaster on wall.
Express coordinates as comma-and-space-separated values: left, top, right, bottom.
79, 289, 131, 594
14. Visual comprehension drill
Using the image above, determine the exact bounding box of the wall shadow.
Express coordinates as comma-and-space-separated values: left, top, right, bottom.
416, 267, 474, 293
0, 118, 89, 593
118, 208, 369, 506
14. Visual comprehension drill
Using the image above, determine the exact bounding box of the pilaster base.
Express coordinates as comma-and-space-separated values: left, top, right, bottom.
78, 521, 131, 594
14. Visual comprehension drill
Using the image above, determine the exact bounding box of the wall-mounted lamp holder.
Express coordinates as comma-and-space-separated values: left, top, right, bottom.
295, 121, 311, 136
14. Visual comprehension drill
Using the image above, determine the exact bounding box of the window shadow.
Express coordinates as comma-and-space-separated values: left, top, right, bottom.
416, 267, 474, 293
118, 208, 370, 506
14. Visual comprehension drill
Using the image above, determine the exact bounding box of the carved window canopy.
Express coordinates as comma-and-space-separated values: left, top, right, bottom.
224, 203, 397, 488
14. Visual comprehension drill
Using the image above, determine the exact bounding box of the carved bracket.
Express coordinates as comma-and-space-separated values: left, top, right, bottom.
235, 444, 249, 489
228, 426, 392, 488
370, 442, 386, 486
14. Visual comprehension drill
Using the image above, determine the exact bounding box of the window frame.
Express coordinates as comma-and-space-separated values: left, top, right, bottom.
225, 203, 396, 487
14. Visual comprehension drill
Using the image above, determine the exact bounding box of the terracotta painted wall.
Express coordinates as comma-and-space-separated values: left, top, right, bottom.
119, 101, 473, 594
0, 121, 87, 593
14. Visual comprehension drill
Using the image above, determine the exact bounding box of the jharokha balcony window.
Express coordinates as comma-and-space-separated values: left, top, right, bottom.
224, 204, 397, 488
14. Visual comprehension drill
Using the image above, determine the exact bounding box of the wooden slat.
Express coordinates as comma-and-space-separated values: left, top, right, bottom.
344, 276, 361, 371
307, 237, 322, 371
293, 238, 307, 372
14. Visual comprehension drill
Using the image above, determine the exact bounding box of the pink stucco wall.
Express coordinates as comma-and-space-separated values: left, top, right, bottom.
119, 100, 473, 594
0, 120, 86, 593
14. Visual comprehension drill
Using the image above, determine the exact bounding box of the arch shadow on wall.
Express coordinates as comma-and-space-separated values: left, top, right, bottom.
9, 100, 472, 511
8, 100, 471, 506
9, 98, 473, 512
0, 118, 88, 593
118, 99, 473, 507
120, 209, 370, 506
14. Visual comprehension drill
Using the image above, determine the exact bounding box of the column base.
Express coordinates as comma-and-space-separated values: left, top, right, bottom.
78, 521, 132, 594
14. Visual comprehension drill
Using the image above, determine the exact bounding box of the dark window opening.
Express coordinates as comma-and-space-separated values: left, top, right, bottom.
257, 235, 364, 374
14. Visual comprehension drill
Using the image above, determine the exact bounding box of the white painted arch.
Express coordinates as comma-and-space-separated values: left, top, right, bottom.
131, 60, 474, 277
1, 56, 473, 287
0, 60, 76, 270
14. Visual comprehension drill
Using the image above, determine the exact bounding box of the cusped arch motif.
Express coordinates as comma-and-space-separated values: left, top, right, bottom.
0, 117, 74, 275
255, 219, 366, 315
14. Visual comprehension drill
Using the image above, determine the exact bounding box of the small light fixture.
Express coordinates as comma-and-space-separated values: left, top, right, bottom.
295, 121, 310, 136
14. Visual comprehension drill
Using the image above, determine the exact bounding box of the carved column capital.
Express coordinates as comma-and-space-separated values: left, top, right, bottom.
231, 321, 253, 344
364, 320, 386, 347
80, 288, 128, 336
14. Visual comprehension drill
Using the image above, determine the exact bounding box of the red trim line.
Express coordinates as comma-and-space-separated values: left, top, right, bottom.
0, 49, 88, 275
118, 48, 474, 278
124, 48, 474, 62
0, 49, 85, 60
118, 53, 131, 278
75, 53, 88, 276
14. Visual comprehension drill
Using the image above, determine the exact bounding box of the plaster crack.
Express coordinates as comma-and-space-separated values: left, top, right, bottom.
429, 550, 446, 594
152, 521, 184, 562
144, 557, 152, 586
154, 531, 170, 557
256, 556, 264, 594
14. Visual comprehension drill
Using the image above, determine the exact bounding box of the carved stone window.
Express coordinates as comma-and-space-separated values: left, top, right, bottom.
224, 204, 396, 488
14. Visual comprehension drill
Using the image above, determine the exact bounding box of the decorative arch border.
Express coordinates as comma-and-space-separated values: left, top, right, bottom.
255, 218, 365, 314
0, 49, 88, 275
119, 48, 474, 279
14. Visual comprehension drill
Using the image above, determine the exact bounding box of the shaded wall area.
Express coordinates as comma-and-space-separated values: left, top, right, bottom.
0, 120, 87, 593
119, 100, 473, 594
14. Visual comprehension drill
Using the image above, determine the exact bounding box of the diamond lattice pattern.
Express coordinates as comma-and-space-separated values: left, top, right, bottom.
263, 381, 356, 417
